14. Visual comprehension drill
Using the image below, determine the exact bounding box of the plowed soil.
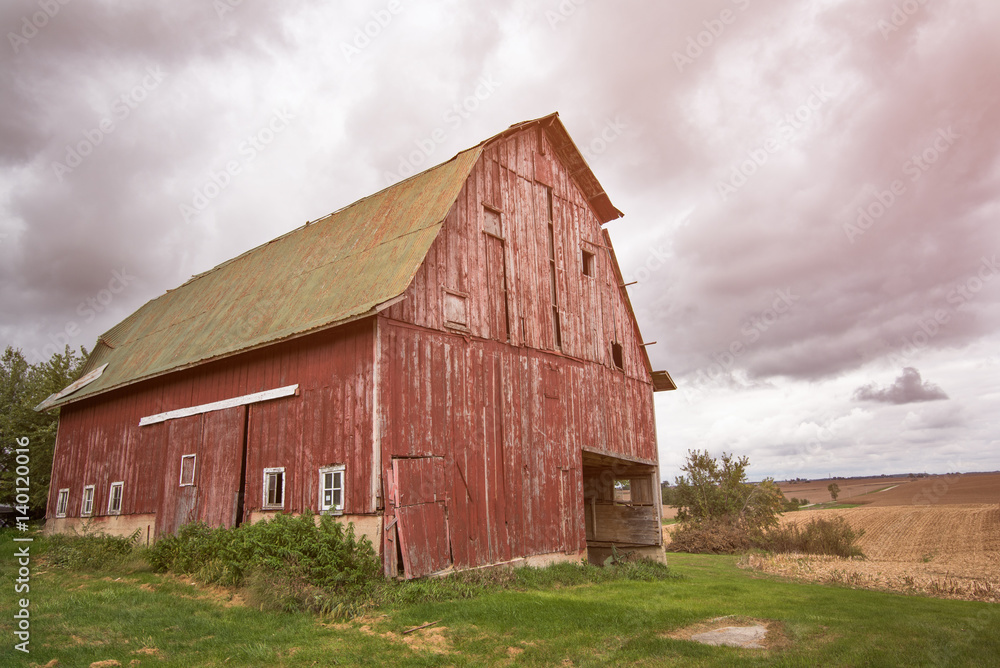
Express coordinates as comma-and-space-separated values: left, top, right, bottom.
776, 471, 1000, 507
743, 502, 1000, 601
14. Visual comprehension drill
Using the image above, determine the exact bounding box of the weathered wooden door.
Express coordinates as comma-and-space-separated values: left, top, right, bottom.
484, 234, 510, 342
391, 457, 451, 579
152, 406, 246, 537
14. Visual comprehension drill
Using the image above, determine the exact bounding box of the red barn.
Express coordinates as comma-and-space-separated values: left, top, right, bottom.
40, 113, 676, 577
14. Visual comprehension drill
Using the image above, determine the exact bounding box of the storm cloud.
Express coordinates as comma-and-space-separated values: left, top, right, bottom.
2, 0, 998, 480
853, 368, 949, 405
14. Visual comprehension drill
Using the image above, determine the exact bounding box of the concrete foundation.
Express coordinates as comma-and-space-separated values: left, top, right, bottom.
44, 514, 157, 546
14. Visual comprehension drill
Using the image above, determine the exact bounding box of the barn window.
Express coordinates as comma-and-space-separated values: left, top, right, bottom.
319, 465, 345, 514
612, 342, 624, 371
483, 206, 503, 237
179, 454, 196, 486
263, 467, 285, 509
443, 291, 468, 329
107, 481, 124, 515
81, 485, 95, 516
582, 249, 595, 277
56, 488, 69, 518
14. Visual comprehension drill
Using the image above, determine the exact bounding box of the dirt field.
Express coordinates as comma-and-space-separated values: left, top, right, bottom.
749, 498, 1000, 601
777, 475, 911, 504
673, 472, 1000, 601
776, 471, 1000, 507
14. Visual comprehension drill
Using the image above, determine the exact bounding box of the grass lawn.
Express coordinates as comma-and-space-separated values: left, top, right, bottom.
3, 548, 997, 666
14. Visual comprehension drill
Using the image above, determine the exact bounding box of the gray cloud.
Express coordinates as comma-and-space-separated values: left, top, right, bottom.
853, 367, 949, 405
1, 1, 997, 478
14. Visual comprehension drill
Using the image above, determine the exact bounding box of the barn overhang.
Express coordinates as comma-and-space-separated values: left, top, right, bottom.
581, 449, 662, 564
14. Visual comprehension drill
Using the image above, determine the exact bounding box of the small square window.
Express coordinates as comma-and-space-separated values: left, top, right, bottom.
319, 465, 345, 514
483, 206, 502, 237
444, 291, 468, 329
582, 249, 596, 277
179, 454, 196, 486
82, 485, 95, 516
107, 482, 124, 515
263, 467, 285, 509
56, 488, 70, 518
611, 342, 624, 371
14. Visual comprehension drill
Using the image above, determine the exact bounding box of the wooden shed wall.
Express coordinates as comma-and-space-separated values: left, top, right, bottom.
47, 321, 376, 525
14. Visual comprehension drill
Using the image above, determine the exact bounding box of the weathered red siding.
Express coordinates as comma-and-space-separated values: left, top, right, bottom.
378, 125, 660, 573
48, 321, 376, 530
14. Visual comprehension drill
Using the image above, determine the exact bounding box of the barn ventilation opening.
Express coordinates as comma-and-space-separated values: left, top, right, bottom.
582, 450, 661, 565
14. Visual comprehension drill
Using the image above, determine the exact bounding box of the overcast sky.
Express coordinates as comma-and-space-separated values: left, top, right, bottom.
3, 1, 998, 482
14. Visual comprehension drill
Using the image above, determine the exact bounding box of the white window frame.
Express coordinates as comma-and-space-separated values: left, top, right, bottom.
56, 488, 70, 518
81, 485, 95, 516
319, 465, 346, 514
262, 467, 285, 509
107, 481, 124, 515
179, 454, 197, 486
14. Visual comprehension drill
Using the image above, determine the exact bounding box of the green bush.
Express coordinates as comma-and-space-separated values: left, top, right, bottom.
148, 512, 380, 596
46, 527, 142, 570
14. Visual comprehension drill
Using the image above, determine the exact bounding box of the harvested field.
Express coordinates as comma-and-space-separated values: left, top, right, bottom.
861, 471, 1000, 507
777, 475, 912, 503
744, 503, 1000, 601
777, 471, 1000, 507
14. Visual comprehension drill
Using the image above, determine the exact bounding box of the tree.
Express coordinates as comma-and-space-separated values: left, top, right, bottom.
672, 449, 784, 539
828, 482, 840, 502
1, 345, 88, 519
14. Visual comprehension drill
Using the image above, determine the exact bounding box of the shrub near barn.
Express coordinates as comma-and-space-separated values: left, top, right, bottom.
667, 450, 864, 557
667, 450, 785, 553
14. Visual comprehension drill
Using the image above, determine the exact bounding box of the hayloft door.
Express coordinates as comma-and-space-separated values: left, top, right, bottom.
390, 456, 451, 579
484, 233, 510, 342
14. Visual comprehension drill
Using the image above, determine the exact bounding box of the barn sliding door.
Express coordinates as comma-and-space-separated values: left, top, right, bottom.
153, 406, 247, 537
390, 457, 451, 579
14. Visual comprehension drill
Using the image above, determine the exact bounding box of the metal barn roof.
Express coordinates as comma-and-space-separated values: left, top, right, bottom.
41, 113, 633, 409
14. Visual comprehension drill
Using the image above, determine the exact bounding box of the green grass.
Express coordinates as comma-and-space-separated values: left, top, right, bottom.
800, 502, 863, 510
2, 537, 998, 666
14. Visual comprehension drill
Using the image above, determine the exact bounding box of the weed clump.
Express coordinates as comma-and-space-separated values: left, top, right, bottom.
766, 517, 865, 558
45, 525, 143, 570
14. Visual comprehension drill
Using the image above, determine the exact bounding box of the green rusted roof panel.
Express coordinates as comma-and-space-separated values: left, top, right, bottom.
52, 145, 484, 406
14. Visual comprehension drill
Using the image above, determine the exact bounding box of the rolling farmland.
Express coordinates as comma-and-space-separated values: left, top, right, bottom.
748, 472, 1000, 601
